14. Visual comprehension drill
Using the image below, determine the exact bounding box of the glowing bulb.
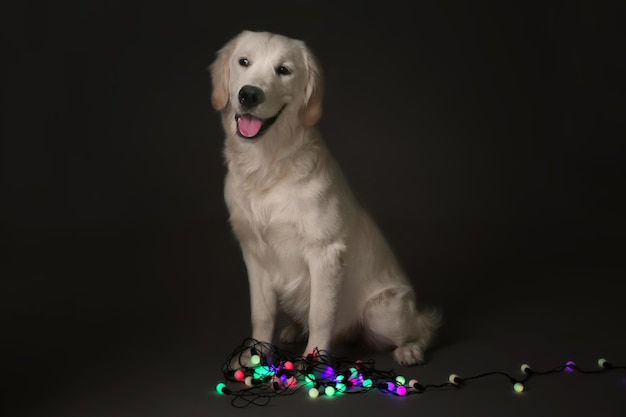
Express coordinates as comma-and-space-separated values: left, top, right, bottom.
283, 361, 294, 371
386, 381, 396, 391
216, 382, 227, 394
335, 382, 346, 393
513, 382, 524, 393
234, 369, 245, 381
335, 374, 345, 382
395, 375, 406, 385
250, 354, 261, 366
397, 385, 407, 396
520, 364, 531, 374
409, 379, 424, 393
598, 358, 608, 368
449, 373, 461, 384
350, 367, 358, 379
362, 378, 373, 388
305, 373, 316, 385
244, 376, 253, 387
258, 365, 272, 377
321, 366, 335, 379
308, 387, 320, 398
565, 361, 576, 372
325, 385, 336, 396
286, 376, 297, 387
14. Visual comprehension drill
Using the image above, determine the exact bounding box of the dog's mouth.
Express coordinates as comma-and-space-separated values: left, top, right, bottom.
235, 105, 285, 140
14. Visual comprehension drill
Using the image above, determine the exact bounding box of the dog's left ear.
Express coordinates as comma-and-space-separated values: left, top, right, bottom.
209, 32, 244, 111
300, 44, 324, 127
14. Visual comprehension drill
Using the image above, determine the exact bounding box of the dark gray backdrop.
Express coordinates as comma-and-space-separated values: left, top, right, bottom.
2, 1, 625, 416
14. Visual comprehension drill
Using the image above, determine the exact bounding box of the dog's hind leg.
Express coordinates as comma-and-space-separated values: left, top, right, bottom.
362, 286, 441, 366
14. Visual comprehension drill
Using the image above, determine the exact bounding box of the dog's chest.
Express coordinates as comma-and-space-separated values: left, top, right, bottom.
227, 178, 311, 249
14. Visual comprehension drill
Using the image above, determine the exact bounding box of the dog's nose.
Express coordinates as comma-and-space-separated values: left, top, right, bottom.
238, 85, 264, 109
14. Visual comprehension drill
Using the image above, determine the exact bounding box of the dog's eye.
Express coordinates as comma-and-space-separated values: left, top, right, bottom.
276, 65, 291, 76
239, 58, 249, 67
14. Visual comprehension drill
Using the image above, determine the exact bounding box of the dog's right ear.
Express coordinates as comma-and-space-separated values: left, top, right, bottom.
209, 32, 244, 111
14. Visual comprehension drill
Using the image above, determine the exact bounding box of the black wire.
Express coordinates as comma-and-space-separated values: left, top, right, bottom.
216, 338, 625, 407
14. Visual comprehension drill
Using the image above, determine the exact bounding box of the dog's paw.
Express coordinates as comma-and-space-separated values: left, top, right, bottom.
279, 323, 307, 344
230, 349, 252, 369
393, 343, 424, 366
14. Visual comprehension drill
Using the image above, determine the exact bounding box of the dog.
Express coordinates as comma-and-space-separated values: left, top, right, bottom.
209, 30, 441, 366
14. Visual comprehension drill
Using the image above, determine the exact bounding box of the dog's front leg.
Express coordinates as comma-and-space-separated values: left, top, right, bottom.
304, 242, 345, 355
242, 250, 277, 344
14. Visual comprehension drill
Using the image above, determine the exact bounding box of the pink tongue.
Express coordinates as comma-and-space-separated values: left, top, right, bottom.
238, 115, 263, 138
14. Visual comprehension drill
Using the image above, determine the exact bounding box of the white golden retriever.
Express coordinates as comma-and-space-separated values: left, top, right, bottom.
210, 30, 441, 366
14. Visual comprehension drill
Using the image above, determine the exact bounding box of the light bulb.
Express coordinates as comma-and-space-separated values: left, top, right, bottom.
216, 382, 228, 394
286, 376, 297, 387
449, 374, 461, 384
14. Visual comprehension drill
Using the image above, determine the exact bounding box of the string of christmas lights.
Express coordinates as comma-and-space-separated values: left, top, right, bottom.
215, 338, 625, 408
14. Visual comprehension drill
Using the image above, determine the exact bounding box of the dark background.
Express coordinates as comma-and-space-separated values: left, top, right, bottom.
2, 1, 625, 416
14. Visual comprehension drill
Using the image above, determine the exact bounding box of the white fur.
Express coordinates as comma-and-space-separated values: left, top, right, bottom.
210, 30, 441, 366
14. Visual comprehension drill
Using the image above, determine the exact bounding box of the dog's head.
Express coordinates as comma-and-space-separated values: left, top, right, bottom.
209, 30, 323, 140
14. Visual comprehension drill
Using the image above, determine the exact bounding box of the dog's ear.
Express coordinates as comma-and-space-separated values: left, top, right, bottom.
209, 32, 244, 111
300, 44, 324, 127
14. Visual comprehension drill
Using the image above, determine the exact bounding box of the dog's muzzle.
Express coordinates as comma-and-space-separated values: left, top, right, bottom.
238, 85, 265, 110
235, 85, 285, 140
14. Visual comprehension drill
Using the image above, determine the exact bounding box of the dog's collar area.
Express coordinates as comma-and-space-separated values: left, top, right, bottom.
235, 105, 286, 140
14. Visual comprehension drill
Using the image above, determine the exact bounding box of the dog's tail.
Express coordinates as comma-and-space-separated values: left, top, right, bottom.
416, 306, 443, 350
